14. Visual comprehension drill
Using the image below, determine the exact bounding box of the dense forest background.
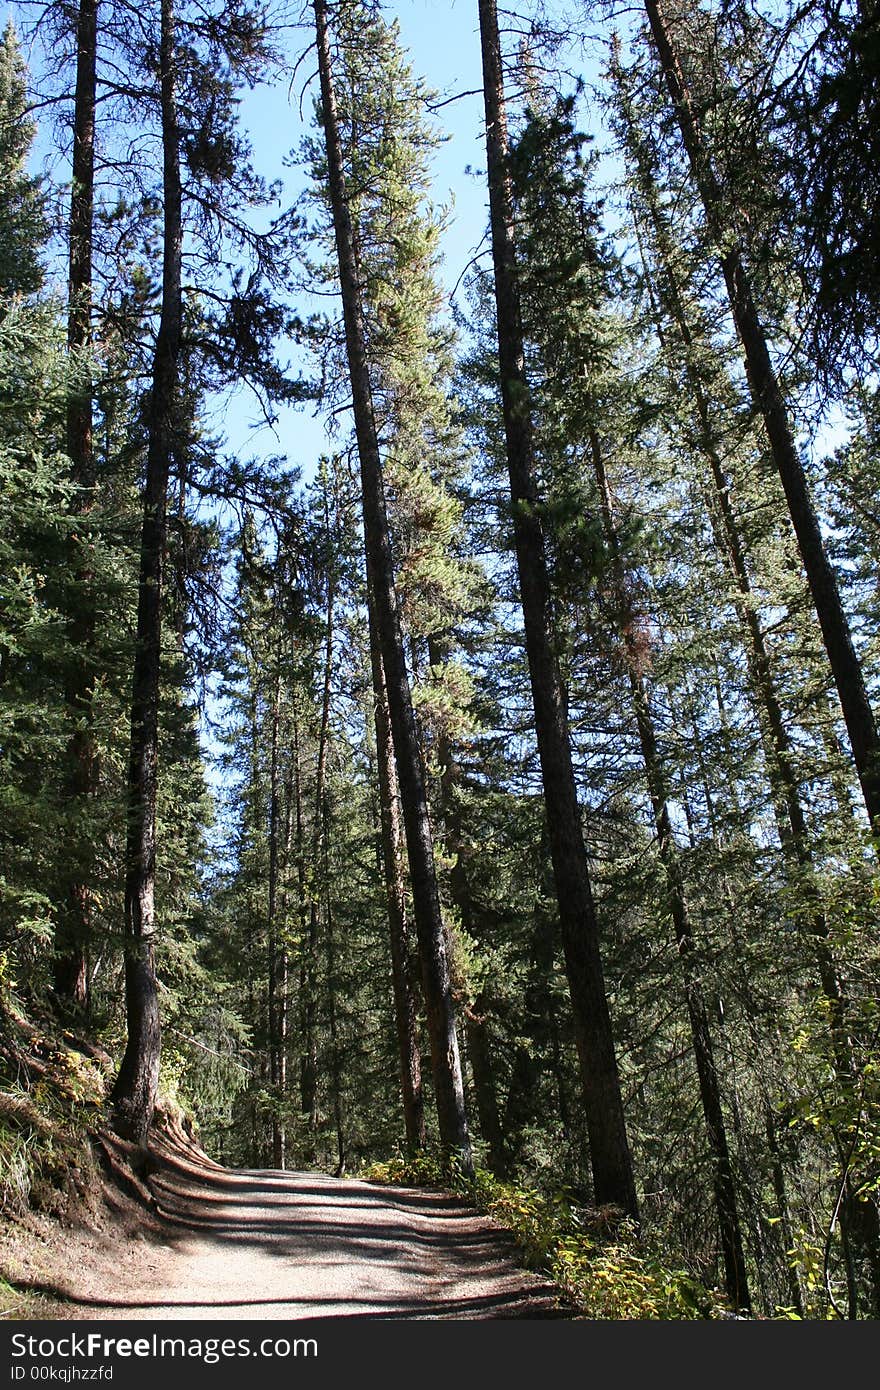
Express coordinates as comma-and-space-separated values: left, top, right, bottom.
1, 0, 879, 1319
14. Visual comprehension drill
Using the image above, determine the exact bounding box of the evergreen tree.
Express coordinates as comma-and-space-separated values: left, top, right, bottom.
112, 0, 297, 1143
112, 0, 184, 1143
475, 0, 638, 1218
775, 0, 880, 384
310, 0, 472, 1177
0, 22, 46, 300
55, 0, 100, 1009
641, 0, 880, 836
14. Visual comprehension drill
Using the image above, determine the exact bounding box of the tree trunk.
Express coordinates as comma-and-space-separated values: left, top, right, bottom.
617, 82, 825, 862
426, 636, 505, 1175
765, 1098, 806, 1316
476, 0, 637, 1216
625, 75, 880, 1303
112, 0, 182, 1145
324, 836, 345, 1177
267, 663, 284, 1169
300, 505, 336, 1136
56, 0, 99, 1010
643, 0, 880, 833
503, 868, 585, 1182
368, 597, 425, 1153
591, 431, 750, 1307
620, 85, 872, 1288
629, 159, 852, 1059
464, 1005, 505, 1175
292, 713, 317, 1132
273, 759, 297, 1171
313, 0, 471, 1175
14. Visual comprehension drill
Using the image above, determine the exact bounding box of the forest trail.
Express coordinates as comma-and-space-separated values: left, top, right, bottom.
26, 1132, 564, 1320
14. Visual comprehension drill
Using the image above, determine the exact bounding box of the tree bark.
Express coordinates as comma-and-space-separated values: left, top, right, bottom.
273, 760, 296, 1170
426, 636, 505, 1175
643, 0, 880, 833
313, 0, 471, 1175
300, 519, 336, 1136
765, 1097, 806, 1315
291, 712, 315, 1137
476, 0, 637, 1216
369, 597, 425, 1153
56, 0, 99, 1009
112, 0, 182, 1145
267, 662, 285, 1168
324, 836, 346, 1176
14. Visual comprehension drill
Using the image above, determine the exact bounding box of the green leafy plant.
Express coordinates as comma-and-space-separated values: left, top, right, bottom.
364, 1153, 726, 1319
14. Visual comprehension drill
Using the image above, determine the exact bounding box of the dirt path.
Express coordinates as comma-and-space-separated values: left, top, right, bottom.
20, 1139, 564, 1320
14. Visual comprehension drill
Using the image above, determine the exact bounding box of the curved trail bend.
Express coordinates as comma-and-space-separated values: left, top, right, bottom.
56, 1137, 564, 1320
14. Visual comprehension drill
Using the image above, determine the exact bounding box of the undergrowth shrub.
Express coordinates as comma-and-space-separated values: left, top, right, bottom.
365, 1154, 727, 1319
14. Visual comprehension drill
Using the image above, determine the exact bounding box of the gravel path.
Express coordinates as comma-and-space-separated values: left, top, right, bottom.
49, 1140, 564, 1320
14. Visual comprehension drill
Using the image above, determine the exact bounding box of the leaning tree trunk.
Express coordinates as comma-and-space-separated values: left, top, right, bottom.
619, 58, 877, 1304
312, 0, 471, 1176
476, 0, 637, 1216
56, 0, 99, 1009
617, 104, 852, 1068
111, 0, 182, 1144
643, 0, 880, 834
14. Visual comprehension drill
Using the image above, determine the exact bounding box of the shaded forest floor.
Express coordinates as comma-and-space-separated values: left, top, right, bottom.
0, 1000, 730, 1320
0, 999, 565, 1319
0, 1118, 566, 1320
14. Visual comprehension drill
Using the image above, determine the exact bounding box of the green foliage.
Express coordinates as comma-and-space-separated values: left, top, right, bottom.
777, 0, 880, 383
365, 1150, 447, 1189
1, 0, 878, 1324
0, 992, 108, 1220
0, 301, 76, 960
365, 1153, 726, 1319
0, 22, 46, 299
